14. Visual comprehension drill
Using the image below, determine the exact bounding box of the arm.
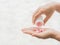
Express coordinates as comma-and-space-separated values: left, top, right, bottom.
22, 27, 60, 41
55, 3, 60, 12
52, 30, 60, 41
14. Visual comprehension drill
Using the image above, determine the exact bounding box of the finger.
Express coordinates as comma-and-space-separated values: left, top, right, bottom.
32, 8, 45, 24
22, 27, 38, 31
22, 27, 37, 34
32, 31, 47, 38
43, 7, 54, 24
44, 12, 53, 24
22, 30, 33, 35
32, 31, 48, 38
32, 32, 41, 38
22, 29, 39, 36
22, 29, 42, 38
43, 15, 51, 24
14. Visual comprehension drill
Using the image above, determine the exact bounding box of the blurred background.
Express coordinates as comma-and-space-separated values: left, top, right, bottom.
0, 0, 60, 45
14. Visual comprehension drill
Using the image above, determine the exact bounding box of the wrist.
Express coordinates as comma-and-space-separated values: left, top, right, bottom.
51, 30, 60, 41
54, 3, 60, 12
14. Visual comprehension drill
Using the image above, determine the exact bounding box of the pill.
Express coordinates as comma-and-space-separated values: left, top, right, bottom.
34, 28, 44, 33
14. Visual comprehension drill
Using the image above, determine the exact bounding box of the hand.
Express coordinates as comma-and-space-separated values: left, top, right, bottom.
32, 2, 56, 24
22, 27, 56, 39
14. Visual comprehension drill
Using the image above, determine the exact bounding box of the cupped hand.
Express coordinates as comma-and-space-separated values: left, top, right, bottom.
22, 27, 55, 39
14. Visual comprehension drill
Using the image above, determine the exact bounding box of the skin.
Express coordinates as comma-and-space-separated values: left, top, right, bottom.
22, 27, 60, 41
22, 2, 60, 41
32, 2, 60, 24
